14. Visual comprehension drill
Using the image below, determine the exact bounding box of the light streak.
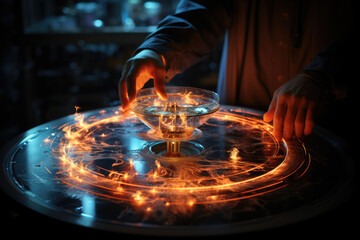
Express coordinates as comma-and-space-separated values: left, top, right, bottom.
45, 96, 309, 219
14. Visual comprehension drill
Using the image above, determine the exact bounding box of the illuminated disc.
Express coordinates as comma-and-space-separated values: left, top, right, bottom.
0, 106, 354, 236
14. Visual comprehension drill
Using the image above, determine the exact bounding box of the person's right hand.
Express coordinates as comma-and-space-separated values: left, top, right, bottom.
118, 49, 167, 110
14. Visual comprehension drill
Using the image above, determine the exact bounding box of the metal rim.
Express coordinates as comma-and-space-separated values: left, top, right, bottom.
0, 106, 354, 236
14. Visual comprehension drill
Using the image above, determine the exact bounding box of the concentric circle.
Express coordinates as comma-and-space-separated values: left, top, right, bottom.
0, 106, 353, 236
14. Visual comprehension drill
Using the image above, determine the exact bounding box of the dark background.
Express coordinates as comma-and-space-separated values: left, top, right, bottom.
0, 0, 357, 237
0, 0, 222, 148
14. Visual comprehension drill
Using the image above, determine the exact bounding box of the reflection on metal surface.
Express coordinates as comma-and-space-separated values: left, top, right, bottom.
54, 106, 307, 213
0, 105, 354, 236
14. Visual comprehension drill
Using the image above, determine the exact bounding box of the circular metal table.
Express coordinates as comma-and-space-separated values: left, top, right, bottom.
0, 105, 354, 236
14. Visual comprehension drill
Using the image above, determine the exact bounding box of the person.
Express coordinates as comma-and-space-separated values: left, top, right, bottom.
118, 0, 358, 140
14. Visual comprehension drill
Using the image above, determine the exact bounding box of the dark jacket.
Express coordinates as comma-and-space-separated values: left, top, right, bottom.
137, 0, 358, 110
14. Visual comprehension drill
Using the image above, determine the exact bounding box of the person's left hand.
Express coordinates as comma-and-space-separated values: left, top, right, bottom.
263, 74, 327, 140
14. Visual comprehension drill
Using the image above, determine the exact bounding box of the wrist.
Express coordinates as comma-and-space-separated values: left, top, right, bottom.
300, 70, 333, 90
135, 49, 166, 66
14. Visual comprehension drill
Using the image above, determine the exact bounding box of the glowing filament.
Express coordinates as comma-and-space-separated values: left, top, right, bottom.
229, 148, 241, 160
49, 106, 307, 219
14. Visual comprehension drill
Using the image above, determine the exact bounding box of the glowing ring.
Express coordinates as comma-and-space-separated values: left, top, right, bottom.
54, 107, 309, 212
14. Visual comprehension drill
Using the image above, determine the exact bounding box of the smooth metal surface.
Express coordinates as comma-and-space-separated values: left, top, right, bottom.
0, 105, 354, 236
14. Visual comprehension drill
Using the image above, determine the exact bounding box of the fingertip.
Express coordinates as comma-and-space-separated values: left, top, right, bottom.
120, 104, 129, 113
119, 84, 129, 110
154, 81, 167, 101
263, 113, 268, 122
304, 122, 315, 136
264, 94, 278, 122
263, 111, 273, 122
123, 88, 135, 111
273, 117, 283, 141
120, 100, 129, 111
158, 91, 168, 101
126, 81, 137, 104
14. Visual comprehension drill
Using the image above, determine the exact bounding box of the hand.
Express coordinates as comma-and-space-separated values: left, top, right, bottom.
263, 74, 326, 140
118, 49, 167, 110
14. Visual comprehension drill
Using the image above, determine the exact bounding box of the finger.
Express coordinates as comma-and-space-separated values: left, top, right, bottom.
304, 101, 317, 135
273, 95, 287, 141
153, 68, 167, 101
119, 63, 132, 109
283, 98, 297, 140
126, 65, 138, 103
119, 75, 129, 110
263, 95, 277, 122
294, 100, 307, 139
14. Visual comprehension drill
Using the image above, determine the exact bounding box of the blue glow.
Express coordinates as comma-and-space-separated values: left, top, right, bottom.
93, 19, 103, 28
144, 1, 161, 9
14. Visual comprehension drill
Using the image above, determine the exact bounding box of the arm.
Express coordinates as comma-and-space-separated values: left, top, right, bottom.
119, 0, 231, 109
264, 35, 359, 140
302, 35, 359, 98
137, 0, 231, 80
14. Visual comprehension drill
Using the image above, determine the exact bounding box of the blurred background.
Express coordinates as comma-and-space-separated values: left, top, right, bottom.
0, 0, 223, 147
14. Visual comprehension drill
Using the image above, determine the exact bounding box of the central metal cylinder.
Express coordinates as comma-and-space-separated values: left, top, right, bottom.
166, 141, 181, 156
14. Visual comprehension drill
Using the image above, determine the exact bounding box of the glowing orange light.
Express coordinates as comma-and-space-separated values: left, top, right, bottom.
188, 200, 195, 207
229, 147, 241, 160
75, 105, 81, 114
48, 103, 309, 218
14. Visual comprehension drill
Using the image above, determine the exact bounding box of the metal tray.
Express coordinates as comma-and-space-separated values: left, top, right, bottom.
0, 105, 354, 236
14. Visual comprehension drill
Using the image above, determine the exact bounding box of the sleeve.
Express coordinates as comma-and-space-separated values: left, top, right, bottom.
135, 0, 231, 80
302, 34, 359, 99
